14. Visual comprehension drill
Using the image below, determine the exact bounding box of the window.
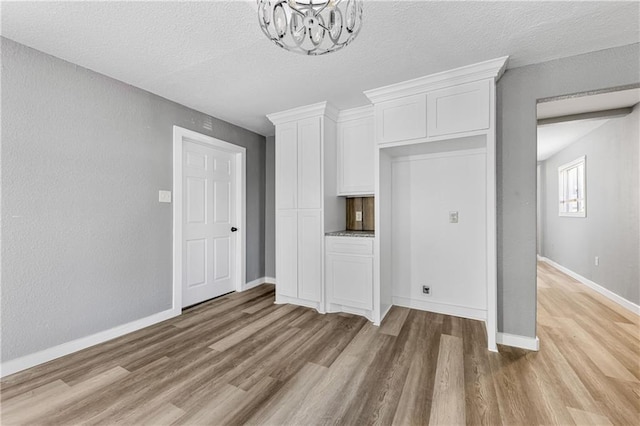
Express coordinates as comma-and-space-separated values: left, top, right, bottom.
558, 156, 586, 217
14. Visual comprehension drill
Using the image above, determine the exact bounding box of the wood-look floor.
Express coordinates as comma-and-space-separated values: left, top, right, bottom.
1, 262, 639, 425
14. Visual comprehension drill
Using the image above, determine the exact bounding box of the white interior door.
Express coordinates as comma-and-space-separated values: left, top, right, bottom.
183, 140, 237, 307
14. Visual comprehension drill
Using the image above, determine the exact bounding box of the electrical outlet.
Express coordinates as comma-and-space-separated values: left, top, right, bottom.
422, 285, 431, 295
356, 211, 363, 222
595, 256, 599, 266
449, 211, 459, 223
158, 190, 172, 203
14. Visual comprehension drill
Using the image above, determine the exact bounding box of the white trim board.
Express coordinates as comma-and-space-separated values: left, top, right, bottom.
539, 256, 640, 315
497, 332, 540, 351
0, 308, 180, 378
173, 126, 247, 309
267, 101, 339, 125
337, 105, 374, 122
376, 303, 393, 326
392, 296, 487, 321
364, 56, 509, 104
244, 277, 275, 291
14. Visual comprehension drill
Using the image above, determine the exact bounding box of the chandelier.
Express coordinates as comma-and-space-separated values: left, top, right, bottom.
257, 0, 363, 55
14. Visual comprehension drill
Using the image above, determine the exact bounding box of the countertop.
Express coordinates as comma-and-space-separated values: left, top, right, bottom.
325, 230, 375, 238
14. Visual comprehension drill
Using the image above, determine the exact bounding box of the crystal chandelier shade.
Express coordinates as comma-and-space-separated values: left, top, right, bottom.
257, 0, 363, 55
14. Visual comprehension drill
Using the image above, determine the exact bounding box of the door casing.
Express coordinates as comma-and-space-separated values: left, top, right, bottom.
173, 126, 246, 311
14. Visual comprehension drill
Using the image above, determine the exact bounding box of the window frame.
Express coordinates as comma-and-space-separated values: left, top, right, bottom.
558, 155, 586, 218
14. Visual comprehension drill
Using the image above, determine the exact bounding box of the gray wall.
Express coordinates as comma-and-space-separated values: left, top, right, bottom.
1, 37, 266, 362
540, 106, 639, 304
497, 42, 640, 337
265, 136, 276, 278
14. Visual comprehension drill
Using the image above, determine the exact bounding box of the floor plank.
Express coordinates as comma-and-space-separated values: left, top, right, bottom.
1, 267, 639, 425
429, 334, 466, 426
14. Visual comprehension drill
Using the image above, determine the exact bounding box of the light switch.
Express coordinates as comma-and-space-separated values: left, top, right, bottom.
356, 211, 363, 222
159, 190, 172, 203
449, 211, 459, 223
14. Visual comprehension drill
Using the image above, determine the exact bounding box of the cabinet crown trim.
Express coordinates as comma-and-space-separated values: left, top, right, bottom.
267, 101, 339, 125
337, 105, 374, 122
364, 56, 509, 104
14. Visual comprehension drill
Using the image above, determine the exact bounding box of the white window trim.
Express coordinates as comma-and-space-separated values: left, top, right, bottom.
558, 155, 586, 218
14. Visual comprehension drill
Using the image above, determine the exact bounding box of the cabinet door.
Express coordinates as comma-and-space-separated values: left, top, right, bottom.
337, 117, 375, 195
326, 254, 373, 310
297, 117, 322, 209
297, 210, 322, 302
275, 122, 298, 209
276, 210, 298, 298
427, 79, 490, 137
376, 94, 427, 144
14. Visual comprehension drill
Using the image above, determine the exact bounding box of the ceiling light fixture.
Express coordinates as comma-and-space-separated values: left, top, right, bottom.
257, 0, 363, 56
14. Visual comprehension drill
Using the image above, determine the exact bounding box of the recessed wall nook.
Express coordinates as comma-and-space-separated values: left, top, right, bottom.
268, 57, 509, 351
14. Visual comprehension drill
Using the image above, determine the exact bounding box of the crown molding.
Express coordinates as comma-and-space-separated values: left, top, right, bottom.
324, 102, 340, 122
337, 104, 374, 122
364, 56, 509, 104
267, 101, 339, 125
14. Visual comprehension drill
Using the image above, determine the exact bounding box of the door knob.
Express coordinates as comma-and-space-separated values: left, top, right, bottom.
231, 227, 238, 232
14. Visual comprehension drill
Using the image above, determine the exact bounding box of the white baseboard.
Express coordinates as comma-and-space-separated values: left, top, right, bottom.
392, 296, 487, 321
0, 307, 180, 378
539, 256, 640, 315
243, 276, 276, 290
243, 276, 276, 291
378, 303, 393, 325
274, 294, 323, 313
326, 303, 374, 323
497, 332, 540, 351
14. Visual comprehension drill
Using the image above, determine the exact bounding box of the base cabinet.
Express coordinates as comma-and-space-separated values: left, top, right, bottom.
297, 210, 323, 302
276, 210, 322, 305
325, 236, 374, 320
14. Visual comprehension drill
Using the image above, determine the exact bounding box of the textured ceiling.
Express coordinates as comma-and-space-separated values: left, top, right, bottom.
2, 1, 639, 136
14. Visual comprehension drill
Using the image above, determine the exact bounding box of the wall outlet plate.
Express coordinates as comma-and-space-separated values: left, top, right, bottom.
356, 211, 363, 221
159, 190, 172, 203
449, 211, 459, 223
422, 285, 431, 295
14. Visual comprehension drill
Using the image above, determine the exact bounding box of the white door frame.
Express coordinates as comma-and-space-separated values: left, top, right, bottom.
172, 126, 246, 311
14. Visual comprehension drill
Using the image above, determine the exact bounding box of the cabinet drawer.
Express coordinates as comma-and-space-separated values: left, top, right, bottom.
427, 80, 490, 137
326, 236, 373, 255
376, 94, 427, 144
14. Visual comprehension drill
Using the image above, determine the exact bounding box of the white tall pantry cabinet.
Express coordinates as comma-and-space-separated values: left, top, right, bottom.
268, 103, 344, 313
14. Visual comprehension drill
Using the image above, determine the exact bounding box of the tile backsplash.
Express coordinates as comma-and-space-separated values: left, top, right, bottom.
346, 197, 374, 231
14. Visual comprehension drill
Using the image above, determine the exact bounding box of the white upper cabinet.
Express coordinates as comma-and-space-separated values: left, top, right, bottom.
297, 117, 322, 209
275, 122, 298, 209
274, 117, 322, 210
427, 80, 490, 137
375, 93, 427, 144
337, 107, 374, 195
